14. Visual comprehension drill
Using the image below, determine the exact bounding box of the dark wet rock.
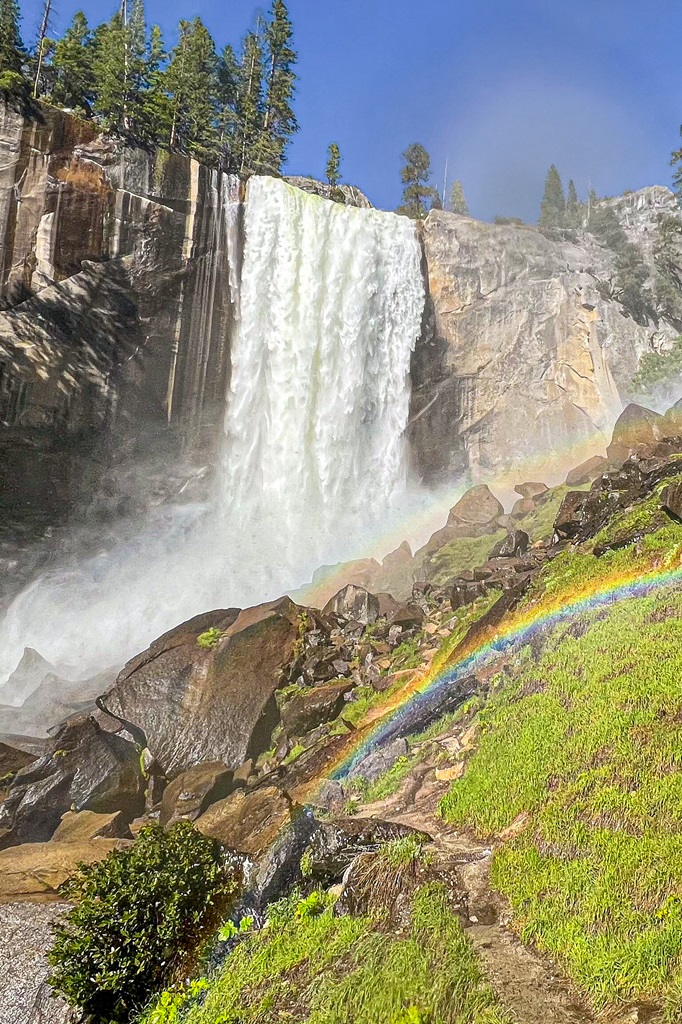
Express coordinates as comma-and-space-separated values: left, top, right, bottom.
446, 485, 504, 536
313, 779, 345, 812
514, 481, 548, 500
344, 736, 408, 784
565, 455, 608, 486
250, 806, 319, 909
0, 901, 74, 1023
159, 762, 234, 827
304, 817, 432, 883
606, 403, 664, 467
322, 585, 380, 626
0, 713, 143, 848
102, 598, 301, 777
196, 784, 292, 858
389, 603, 425, 629
280, 680, 353, 738
553, 490, 594, 540
490, 530, 530, 559
661, 481, 682, 520
450, 581, 487, 611
0, 742, 36, 797
375, 592, 400, 618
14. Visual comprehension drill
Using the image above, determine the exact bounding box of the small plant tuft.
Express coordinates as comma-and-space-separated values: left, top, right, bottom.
197, 627, 226, 650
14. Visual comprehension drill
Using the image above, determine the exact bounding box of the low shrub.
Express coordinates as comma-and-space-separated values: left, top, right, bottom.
48, 822, 236, 1023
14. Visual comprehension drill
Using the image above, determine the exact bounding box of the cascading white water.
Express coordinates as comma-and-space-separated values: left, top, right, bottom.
222, 176, 424, 583
0, 176, 425, 703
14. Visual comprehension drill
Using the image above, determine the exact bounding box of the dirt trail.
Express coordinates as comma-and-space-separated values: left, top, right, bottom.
367, 769, 599, 1024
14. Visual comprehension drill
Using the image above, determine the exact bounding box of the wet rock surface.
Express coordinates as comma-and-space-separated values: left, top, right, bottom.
0, 901, 74, 1024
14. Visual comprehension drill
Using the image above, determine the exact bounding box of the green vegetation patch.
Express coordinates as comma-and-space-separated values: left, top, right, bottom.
158, 884, 511, 1024
49, 823, 234, 1024
425, 531, 505, 586
440, 583, 682, 1013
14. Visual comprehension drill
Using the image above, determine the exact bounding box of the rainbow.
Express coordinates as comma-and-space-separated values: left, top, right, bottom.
328, 559, 682, 782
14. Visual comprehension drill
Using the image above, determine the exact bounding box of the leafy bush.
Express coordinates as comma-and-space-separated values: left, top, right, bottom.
197, 627, 225, 649
48, 822, 235, 1023
631, 336, 682, 403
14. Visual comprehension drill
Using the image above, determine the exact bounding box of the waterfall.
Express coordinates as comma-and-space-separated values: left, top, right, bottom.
221, 176, 424, 583
0, 177, 424, 703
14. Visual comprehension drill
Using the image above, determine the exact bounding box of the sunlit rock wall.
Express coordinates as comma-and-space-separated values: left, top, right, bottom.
410, 192, 679, 488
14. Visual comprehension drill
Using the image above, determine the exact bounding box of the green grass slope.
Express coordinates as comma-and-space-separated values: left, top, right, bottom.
441, 516, 682, 1016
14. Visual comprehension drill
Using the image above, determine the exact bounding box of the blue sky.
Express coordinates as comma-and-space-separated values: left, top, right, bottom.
20, 0, 682, 220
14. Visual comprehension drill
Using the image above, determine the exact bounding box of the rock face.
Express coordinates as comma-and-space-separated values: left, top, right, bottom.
101, 599, 301, 777
410, 192, 679, 486
0, 901, 74, 1023
0, 101, 242, 547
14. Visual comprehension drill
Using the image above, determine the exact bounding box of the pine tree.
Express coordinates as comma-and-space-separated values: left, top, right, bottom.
431, 190, 442, 211
326, 142, 340, 188
235, 26, 264, 175
564, 178, 587, 229
165, 18, 219, 158
397, 143, 437, 219
672, 126, 682, 202
450, 180, 469, 215
0, 0, 26, 86
92, 13, 128, 132
216, 43, 240, 169
51, 12, 94, 112
137, 24, 171, 146
253, 1, 297, 174
539, 165, 566, 229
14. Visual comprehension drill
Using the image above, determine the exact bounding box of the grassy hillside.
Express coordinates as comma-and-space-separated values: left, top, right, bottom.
441, 510, 682, 1017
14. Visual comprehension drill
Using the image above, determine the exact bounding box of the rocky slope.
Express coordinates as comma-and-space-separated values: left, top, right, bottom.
3, 400, 682, 1022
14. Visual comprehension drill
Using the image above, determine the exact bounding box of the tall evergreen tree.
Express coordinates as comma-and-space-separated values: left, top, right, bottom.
450, 179, 469, 215
166, 18, 219, 158
564, 179, 584, 229
51, 12, 94, 112
216, 42, 240, 168
92, 13, 128, 132
539, 165, 565, 229
326, 142, 340, 188
255, 0, 297, 173
235, 26, 264, 175
32, 0, 52, 98
137, 24, 171, 145
0, 0, 25, 83
397, 143, 436, 219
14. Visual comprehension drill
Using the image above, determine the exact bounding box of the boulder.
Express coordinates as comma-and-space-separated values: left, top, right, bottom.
0, 714, 143, 847
490, 530, 530, 559
389, 603, 425, 629
280, 680, 353, 738
0, 835, 127, 900
661, 481, 682, 520
101, 599, 302, 777
606, 403, 664, 467
375, 592, 400, 618
158, 762, 234, 827
565, 455, 608, 486
52, 809, 132, 842
553, 490, 591, 540
0, 742, 36, 799
304, 817, 432, 882
0, 901, 74, 1023
450, 581, 487, 611
195, 784, 292, 858
514, 482, 548, 500
322, 585, 380, 626
510, 497, 535, 520
446, 485, 504, 535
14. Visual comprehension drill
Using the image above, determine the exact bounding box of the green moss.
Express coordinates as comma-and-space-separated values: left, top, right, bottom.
197, 628, 225, 650
440, 582, 682, 1009
425, 531, 505, 586
171, 884, 511, 1024
520, 483, 590, 543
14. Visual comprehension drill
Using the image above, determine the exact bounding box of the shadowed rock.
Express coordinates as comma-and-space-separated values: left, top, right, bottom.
565, 455, 608, 486
323, 585, 380, 626
606, 403, 664, 468
159, 762, 234, 827
280, 680, 353, 738
102, 599, 301, 777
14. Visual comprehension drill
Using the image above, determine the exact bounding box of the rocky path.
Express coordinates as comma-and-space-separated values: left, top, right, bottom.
365, 768, 597, 1024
